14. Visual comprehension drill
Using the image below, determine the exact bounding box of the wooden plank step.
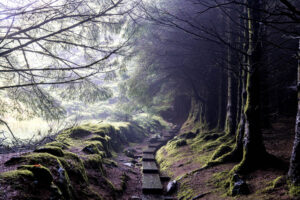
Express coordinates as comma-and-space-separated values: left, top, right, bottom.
143, 147, 156, 154
142, 154, 155, 161
142, 161, 159, 173
142, 173, 163, 194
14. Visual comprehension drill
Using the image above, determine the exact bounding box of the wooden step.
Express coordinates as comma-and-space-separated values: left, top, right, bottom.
142, 161, 159, 173
142, 173, 163, 194
142, 154, 155, 161
143, 147, 156, 154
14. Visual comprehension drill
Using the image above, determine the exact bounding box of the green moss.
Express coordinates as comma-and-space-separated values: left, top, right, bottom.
34, 146, 64, 157
289, 183, 300, 198
5, 152, 62, 167
4, 152, 74, 199
18, 165, 53, 186
174, 139, 187, 147
177, 176, 197, 200
83, 154, 104, 175
209, 141, 234, 162
261, 176, 285, 193
0, 169, 34, 182
59, 151, 89, 185
82, 141, 108, 157
103, 158, 118, 167
117, 173, 129, 192
47, 141, 69, 149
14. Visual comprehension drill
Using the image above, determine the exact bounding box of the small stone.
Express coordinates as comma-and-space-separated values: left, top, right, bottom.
124, 148, 136, 158
231, 174, 249, 196
167, 180, 177, 194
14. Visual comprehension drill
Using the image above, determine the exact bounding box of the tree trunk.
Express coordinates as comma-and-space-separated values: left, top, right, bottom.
235, 0, 268, 173
224, 14, 237, 136
217, 65, 226, 131
288, 39, 300, 185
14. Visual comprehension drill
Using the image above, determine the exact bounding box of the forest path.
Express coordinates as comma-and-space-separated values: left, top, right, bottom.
140, 128, 179, 200
114, 127, 180, 200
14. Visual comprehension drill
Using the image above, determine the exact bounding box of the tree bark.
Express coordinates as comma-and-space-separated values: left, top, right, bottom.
235, 0, 268, 173
288, 39, 300, 185
224, 14, 237, 136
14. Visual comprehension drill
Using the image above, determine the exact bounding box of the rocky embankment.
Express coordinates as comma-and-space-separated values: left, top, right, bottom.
0, 122, 148, 200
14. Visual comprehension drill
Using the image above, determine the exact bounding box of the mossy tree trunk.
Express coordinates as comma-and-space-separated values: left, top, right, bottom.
234, 0, 268, 173
288, 39, 300, 185
224, 14, 237, 136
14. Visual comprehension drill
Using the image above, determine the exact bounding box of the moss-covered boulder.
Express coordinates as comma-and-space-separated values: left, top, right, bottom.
46, 141, 69, 149
0, 169, 64, 200
70, 128, 92, 138
5, 153, 74, 200
34, 146, 64, 157
83, 154, 105, 174
58, 151, 89, 185
18, 164, 53, 186
82, 141, 108, 156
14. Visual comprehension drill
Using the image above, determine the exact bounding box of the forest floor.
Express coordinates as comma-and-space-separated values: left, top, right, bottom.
0, 132, 150, 199
157, 117, 296, 200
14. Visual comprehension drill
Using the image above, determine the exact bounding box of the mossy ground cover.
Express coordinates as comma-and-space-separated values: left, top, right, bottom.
156, 126, 295, 200
156, 132, 220, 178
0, 121, 148, 200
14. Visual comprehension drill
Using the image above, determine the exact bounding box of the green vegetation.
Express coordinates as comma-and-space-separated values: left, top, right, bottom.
1, 120, 149, 200
288, 181, 300, 198
18, 165, 53, 186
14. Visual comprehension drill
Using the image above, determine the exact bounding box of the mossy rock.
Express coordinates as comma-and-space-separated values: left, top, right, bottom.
4, 153, 74, 200
0, 169, 34, 183
59, 151, 89, 185
69, 128, 92, 139
0, 169, 65, 200
123, 148, 136, 158
34, 146, 64, 157
47, 141, 69, 149
83, 155, 104, 174
89, 136, 112, 157
82, 141, 108, 157
18, 164, 53, 186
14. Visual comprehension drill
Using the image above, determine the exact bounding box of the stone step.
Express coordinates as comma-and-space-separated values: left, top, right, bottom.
143, 147, 156, 154
142, 173, 163, 194
142, 161, 159, 173
142, 154, 156, 161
